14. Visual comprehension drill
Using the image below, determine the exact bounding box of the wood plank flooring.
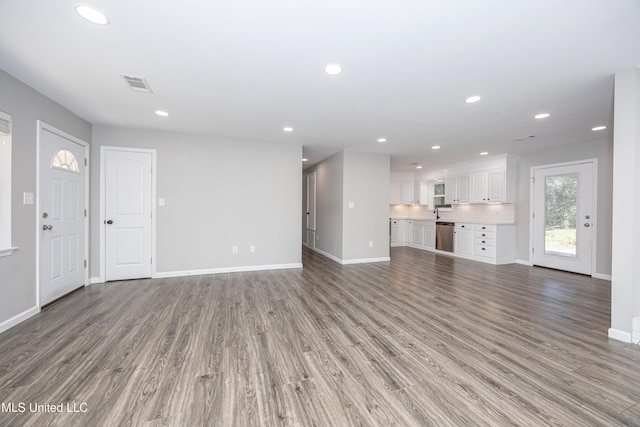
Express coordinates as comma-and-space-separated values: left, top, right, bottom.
1, 247, 639, 426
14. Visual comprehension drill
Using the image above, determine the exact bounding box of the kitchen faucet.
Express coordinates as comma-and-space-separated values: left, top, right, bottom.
434, 207, 440, 220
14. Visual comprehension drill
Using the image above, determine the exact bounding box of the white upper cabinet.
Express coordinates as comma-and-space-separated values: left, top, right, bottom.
471, 168, 513, 203
445, 175, 470, 204
401, 181, 415, 204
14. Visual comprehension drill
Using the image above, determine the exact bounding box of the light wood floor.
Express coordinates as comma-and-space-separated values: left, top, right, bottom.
1, 247, 640, 426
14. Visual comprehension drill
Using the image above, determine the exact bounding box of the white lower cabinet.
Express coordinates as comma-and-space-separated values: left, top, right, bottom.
390, 219, 407, 247
407, 220, 435, 250
473, 224, 515, 264
454, 223, 474, 257
395, 220, 514, 265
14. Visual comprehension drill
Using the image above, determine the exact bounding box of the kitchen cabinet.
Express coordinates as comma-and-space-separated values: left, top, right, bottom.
470, 168, 515, 203
473, 224, 516, 264
445, 175, 470, 204
424, 222, 435, 248
390, 219, 407, 247
407, 220, 435, 250
390, 181, 402, 204
454, 223, 473, 257
401, 181, 415, 204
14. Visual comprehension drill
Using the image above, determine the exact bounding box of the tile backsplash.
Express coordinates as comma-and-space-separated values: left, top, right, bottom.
389, 203, 515, 224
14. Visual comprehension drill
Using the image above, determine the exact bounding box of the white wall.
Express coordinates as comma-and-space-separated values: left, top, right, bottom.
610, 67, 640, 341
342, 151, 390, 261
308, 151, 344, 259
304, 150, 390, 263
91, 126, 302, 276
0, 69, 91, 331
514, 138, 613, 276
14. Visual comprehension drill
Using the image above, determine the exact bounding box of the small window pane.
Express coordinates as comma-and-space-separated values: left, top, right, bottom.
52, 149, 78, 172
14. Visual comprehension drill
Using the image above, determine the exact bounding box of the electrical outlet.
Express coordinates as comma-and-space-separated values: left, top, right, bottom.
23, 192, 34, 205
232, 246, 238, 254
369, 241, 373, 247
250, 245, 255, 253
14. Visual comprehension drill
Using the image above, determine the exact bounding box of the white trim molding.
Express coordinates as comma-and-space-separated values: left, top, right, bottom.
0, 306, 39, 334
154, 263, 303, 279
515, 259, 533, 266
608, 328, 632, 343
342, 257, 391, 265
0, 246, 19, 258
592, 273, 612, 281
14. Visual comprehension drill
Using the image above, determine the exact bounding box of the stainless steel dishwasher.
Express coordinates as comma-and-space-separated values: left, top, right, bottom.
436, 221, 455, 252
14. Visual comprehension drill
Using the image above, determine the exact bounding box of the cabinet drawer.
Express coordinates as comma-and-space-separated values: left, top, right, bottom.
474, 237, 496, 247
475, 245, 496, 258
474, 231, 496, 240
474, 224, 497, 232
455, 223, 473, 231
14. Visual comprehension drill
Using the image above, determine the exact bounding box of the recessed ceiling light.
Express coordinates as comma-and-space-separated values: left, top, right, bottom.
592, 126, 607, 131
283, 127, 294, 132
302, 158, 308, 162
324, 63, 343, 76
534, 113, 551, 119
480, 152, 489, 156
75, 4, 110, 25
432, 145, 441, 150
416, 166, 423, 169
465, 95, 481, 104
377, 138, 387, 143
155, 110, 169, 117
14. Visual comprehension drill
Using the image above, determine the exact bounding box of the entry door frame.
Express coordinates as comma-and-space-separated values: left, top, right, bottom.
99, 146, 157, 282
36, 121, 89, 307
529, 158, 598, 275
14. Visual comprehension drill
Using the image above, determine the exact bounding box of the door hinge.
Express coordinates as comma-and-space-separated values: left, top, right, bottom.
532, 212, 535, 219
84, 259, 87, 268
532, 247, 535, 254
150, 257, 153, 264
84, 209, 87, 217
85, 158, 87, 166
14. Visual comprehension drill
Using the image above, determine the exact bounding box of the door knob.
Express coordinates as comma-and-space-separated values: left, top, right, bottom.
42, 225, 52, 230
584, 223, 591, 227
106, 220, 113, 225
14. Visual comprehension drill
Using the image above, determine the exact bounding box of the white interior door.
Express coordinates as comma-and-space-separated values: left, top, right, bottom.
532, 161, 595, 275
306, 172, 316, 248
104, 148, 153, 281
39, 128, 86, 305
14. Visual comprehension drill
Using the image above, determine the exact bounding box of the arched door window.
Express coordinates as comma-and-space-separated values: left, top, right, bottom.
52, 149, 79, 172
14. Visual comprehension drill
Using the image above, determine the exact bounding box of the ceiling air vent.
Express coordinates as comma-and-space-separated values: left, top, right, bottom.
513, 134, 536, 142
119, 74, 153, 93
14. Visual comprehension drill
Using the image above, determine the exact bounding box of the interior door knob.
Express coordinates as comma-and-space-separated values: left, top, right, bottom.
106, 220, 113, 225
584, 223, 591, 227
42, 225, 52, 230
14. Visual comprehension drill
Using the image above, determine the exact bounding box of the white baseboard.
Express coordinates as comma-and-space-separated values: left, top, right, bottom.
342, 257, 391, 265
515, 259, 533, 266
309, 246, 390, 265
0, 306, 40, 334
154, 263, 303, 279
592, 273, 612, 281
89, 277, 103, 285
608, 328, 632, 343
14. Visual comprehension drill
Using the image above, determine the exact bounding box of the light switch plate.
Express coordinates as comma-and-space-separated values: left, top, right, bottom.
158, 198, 165, 206
23, 192, 34, 205
348, 202, 355, 208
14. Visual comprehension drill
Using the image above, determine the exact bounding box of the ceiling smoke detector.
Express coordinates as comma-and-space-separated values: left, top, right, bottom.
120, 74, 153, 93
513, 134, 536, 142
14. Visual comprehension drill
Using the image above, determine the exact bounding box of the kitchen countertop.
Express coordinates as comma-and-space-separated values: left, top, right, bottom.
390, 217, 516, 225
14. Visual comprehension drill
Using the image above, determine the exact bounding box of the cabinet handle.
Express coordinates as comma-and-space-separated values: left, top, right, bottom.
482, 247, 486, 251
482, 233, 486, 237
482, 240, 486, 243
482, 226, 486, 230
461, 225, 465, 228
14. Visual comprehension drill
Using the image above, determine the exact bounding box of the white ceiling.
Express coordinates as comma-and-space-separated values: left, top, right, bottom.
1, 1, 639, 171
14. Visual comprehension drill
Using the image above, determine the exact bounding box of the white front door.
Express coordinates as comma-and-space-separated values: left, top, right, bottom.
39, 127, 87, 305
532, 161, 595, 275
103, 148, 153, 281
